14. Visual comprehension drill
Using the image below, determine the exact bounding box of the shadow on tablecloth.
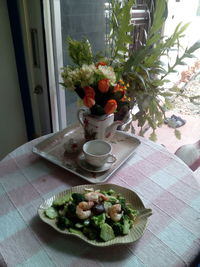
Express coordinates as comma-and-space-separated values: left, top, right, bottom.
29, 215, 140, 264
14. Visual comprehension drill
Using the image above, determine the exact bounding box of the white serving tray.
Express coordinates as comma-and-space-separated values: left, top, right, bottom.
33, 123, 140, 183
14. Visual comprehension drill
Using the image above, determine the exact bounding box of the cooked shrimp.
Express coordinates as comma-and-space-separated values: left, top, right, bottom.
109, 204, 123, 222
76, 201, 94, 220
85, 192, 109, 203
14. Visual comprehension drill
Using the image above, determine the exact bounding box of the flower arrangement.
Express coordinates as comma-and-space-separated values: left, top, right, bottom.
61, 39, 130, 117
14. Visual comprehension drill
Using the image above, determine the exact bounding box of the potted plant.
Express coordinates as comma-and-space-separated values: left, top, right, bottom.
107, 0, 200, 140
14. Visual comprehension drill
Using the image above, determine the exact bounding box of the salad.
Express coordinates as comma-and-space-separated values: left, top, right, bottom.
44, 188, 139, 242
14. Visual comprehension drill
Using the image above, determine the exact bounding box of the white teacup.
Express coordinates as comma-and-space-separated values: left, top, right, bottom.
83, 140, 116, 168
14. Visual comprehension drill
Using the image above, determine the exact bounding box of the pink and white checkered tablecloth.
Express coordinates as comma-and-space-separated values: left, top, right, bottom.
0, 133, 200, 267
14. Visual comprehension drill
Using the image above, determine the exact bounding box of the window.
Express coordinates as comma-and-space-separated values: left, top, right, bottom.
44, 0, 155, 131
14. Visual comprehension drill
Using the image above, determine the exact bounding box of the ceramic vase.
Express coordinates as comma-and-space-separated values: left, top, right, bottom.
77, 108, 122, 141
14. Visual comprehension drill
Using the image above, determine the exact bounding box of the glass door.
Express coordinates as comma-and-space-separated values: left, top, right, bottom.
44, 0, 106, 130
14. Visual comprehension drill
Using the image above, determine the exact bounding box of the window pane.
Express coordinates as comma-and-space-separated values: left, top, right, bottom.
60, 0, 106, 125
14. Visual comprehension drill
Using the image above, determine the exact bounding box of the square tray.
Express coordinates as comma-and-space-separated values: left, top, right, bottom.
33, 123, 141, 183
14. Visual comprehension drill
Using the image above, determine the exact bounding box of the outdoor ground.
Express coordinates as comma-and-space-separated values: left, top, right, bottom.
133, 72, 200, 154
144, 112, 200, 153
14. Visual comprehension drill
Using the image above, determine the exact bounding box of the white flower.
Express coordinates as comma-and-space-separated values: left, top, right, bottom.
61, 67, 76, 90
79, 64, 96, 86
81, 63, 96, 74
61, 63, 117, 90
97, 65, 116, 84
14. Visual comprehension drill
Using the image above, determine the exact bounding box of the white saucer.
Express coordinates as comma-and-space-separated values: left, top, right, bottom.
77, 154, 113, 173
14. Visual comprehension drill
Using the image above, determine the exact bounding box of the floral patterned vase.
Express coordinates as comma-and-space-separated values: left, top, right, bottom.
77, 108, 122, 141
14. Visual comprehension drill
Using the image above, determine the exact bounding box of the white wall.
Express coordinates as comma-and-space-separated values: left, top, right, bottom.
0, 0, 27, 159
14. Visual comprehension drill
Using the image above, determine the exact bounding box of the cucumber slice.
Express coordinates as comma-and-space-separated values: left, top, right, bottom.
53, 194, 71, 206
100, 223, 115, 241
75, 223, 84, 229
122, 219, 130, 235
69, 228, 83, 236
44, 207, 58, 219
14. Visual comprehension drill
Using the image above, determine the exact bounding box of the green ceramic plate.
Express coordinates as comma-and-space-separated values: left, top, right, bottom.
38, 184, 152, 247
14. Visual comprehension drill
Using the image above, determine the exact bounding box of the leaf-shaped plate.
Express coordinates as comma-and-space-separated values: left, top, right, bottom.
38, 184, 152, 247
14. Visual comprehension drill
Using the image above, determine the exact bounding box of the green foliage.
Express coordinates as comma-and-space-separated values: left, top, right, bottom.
68, 37, 93, 66
149, 131, 157, 142
91, 213, 106, 228
83, 227, 98, 240
174, 129, 181, 140
71, 193, 86, 204
53, 194, 72, 207
108, 0, 200, 139
56, 216, 72, 230
109, 0, 135, 62
122, 216, 131, 235
112, 222, 123, 236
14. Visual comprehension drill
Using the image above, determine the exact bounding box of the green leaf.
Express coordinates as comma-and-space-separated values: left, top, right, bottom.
139, 65, 151, 80
138, 119, 146, 128
164, 98, 174, 110
178, 22, 190, 35
178, 61, 187, 65
169, 69, 178, 73
170, 86, 181, 92
109, 0, 135, 62
151, 80, 165, 86
147, 117, 156, 130
68, 38, 93, 66
149, 131, 157, 142
155, 110, 163, 124
183, 53, 196, 58
146, 33, 162, 47
160, 92, 174, 97
174, 129, 181, 140
187, 40, 200, 54
149, 0, 167, 35
134, 73, 147, 89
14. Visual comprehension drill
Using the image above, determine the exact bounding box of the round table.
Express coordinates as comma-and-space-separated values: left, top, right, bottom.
0, 133, 200, 267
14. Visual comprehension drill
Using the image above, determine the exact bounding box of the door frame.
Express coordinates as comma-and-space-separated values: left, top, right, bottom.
7, 0, 35, 140
17, 0, 54, 135
42, 0, 67, 131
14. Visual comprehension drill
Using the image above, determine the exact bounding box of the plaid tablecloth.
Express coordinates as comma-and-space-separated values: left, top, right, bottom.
0, 134, 200, 267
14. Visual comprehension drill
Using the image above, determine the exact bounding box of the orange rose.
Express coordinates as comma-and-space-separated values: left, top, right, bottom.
104, 99, 117, 115
98, 79, 110, 93
96, 61, 107, 68
84, 86, 95, 98
83, 96, 95, 108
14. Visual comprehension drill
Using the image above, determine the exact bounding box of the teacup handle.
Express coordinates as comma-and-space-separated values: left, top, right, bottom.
107, 154, 116, 164
77, 108, 88, 127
